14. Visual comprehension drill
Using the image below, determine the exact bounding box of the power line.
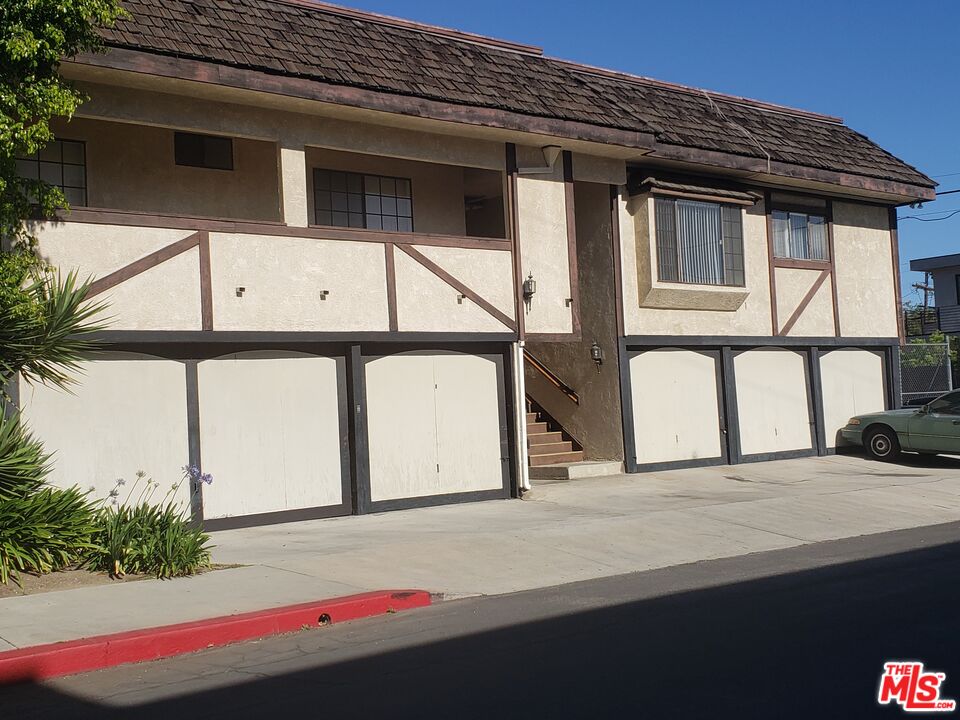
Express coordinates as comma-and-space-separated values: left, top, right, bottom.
900, 209, 960, 222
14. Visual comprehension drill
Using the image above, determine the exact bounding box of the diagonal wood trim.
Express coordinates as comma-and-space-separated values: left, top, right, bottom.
778, 269, 831, 336
384, 242, 398, 332
88, 232, 201, 298
198, 231, 213, 331
395, 244, 517, 331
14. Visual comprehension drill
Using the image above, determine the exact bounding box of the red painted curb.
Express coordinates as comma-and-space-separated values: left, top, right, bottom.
0, 589, 430, 683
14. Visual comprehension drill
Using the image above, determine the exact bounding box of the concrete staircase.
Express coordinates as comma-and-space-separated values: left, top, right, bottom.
526, 402, 584, 466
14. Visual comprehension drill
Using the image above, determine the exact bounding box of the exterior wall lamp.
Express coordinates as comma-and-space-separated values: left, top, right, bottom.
591, 341, 604, 372
522, 273, 537, 299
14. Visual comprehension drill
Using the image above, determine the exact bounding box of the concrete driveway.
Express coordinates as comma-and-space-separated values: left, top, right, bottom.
211, 452, 960, 598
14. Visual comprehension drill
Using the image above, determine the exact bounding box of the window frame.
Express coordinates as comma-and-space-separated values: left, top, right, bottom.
312, 168, 414, 233
174, 132, 234, 171
653, 195, 746, 288
769, 196, 832, 264
14, 138, 88, 208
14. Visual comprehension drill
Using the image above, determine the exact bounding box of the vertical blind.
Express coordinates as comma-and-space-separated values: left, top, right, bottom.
772, 211, 827, 260
655, 197, 744, 286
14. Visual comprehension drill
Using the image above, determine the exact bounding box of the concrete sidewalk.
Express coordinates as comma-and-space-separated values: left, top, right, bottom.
3, 453, 960, 650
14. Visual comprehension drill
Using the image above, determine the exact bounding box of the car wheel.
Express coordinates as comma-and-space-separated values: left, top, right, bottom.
865, 426, 901, 462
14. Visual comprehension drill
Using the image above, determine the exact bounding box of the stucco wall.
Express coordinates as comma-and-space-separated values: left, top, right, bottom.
516, 146, 573, 335
51, 116, 281, 221
17, 353, 192, 511
775, 267, 836, 336
525, 182, 624, 461
35, 222, 203, 330
619, 191, 772, 336
305, 148, 468, 236
832, 202, 898, 337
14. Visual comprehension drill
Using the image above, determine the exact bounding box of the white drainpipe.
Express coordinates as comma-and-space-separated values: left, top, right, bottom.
513, 340, 531, 492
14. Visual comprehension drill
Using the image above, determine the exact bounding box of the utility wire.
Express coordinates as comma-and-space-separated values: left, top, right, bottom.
900, 209, 960, 222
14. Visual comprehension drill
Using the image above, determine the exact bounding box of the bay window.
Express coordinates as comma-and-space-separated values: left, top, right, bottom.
654, 197, 744, 287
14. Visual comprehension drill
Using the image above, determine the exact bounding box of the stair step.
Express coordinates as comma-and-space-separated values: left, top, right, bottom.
529, 450, 585, 467
527, 431, 563, 446
526, 421, 548, 434
526, 412, 538, 422
528, 441, 573, 456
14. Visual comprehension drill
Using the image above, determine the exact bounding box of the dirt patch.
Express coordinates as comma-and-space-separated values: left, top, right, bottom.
0, 564, 240, 598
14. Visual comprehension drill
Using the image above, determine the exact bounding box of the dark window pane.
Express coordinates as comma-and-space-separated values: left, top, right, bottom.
315, 210, 332, 226
314, 170, 331, 191
63, 164, 85, 188
348, 193, 363, 213
382, 196, 397, 215
203, 136, 233, 170
381, 216, 398, 231
63, 187, 86, 206
315, 193, 331, 210
175, 132, 232, 170
367, 215, 382, 229
397, 198, 412, 217
330, 172, 347, 192
39, 162, 62, 184
396, 179, 410, 198
331, 192, 348, 211
348, 213, 364, 228
15, 158, 38, 180
61, 141, 84, 165
364, 176, 380, 194
654, 197, 678, 282
398, 217, 413, 232
332, 211, 349, 227
380, 177, 396, 196
347, 174, 362, 193
38, 143, 61, 162
365, 195, 381, 214
721, 205, 744, 287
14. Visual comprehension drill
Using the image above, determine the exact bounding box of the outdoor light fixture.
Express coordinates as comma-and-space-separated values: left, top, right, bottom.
522, 273, 537, 299
591, 341, 604, 372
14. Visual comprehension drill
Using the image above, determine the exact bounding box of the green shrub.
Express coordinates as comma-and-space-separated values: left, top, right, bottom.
0, 485, 98, 585
0, 410, 52, 500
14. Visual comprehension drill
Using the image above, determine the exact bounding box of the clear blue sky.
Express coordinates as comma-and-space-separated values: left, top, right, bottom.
349, 0, 959, 305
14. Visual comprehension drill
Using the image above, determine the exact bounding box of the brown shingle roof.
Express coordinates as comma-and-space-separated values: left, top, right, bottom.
96, 0, 934, 191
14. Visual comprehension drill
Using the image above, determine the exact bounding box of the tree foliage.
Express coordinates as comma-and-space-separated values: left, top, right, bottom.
2, 0, 125, 247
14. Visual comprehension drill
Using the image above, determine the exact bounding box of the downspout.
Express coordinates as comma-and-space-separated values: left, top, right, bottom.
513, 340, 531, 492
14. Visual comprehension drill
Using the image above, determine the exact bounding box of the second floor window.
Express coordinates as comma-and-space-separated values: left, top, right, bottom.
772, 210, 828, 261
654, 197, 744, 287
313, 169, 413, 232
15, 139, 87, 207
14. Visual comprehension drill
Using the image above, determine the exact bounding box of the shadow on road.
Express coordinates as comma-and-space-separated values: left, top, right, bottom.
4, 537, 960, 719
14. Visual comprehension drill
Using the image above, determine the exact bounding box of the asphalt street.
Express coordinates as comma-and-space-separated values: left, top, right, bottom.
5, 521, 960, 719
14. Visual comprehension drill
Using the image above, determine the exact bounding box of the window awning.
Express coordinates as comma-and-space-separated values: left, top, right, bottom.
631, 176, 763, 206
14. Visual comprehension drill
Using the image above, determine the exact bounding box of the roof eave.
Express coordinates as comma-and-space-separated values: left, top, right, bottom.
69, 48, 937, 204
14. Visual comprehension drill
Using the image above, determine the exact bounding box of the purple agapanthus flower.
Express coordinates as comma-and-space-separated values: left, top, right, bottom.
184, 465, 213, 485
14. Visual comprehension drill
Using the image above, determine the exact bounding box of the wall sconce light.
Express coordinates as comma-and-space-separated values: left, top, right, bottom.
457, 293, 467, 305
522, 273, 537, 299
319, 290, 330, 301
235, 286, 246, 297
590, 341, 604, 373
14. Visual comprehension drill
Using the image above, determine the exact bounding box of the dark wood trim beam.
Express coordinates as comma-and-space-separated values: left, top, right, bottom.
772, 257, 832, 271
57, 207, 512, 251
395, 244, 518, 331
764, 191, 779, 335
88, 231, 201, 298
609, 184, 625, 338
68, 50, 935, 202
384, 242, 398, 332
778, 269, 832, 337
198, 230, 213, 331
889, 206, 905, 344
562, 150, 582, 338
622, 334, 899, 348
505, 143, 525, 339
826, 199, 841, 336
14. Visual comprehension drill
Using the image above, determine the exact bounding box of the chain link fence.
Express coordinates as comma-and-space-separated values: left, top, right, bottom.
900, 342, 953, 406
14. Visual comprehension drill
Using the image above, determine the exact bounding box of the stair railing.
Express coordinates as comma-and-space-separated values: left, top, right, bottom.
523, 349, 580, 405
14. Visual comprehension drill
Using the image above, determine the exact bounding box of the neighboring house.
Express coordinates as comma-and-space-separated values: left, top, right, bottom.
907, 254, 960, 336
9, 0, 935, 528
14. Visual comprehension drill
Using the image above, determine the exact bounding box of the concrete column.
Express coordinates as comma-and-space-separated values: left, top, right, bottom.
279, 145, 309, 227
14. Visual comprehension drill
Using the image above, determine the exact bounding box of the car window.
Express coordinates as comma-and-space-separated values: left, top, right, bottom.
927, 391, 960, 415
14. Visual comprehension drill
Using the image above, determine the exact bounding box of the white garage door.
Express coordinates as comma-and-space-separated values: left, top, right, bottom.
365, 350, 505, 502
820, 349, 886, 449
18, 352, 191, 510
629, 349, 723, 465
734, 349, 812, 456
198, 351, 347, 519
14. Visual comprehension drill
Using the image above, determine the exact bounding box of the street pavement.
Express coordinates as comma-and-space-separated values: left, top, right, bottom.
3, 453, 960, 648
6, 520, 960, 718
